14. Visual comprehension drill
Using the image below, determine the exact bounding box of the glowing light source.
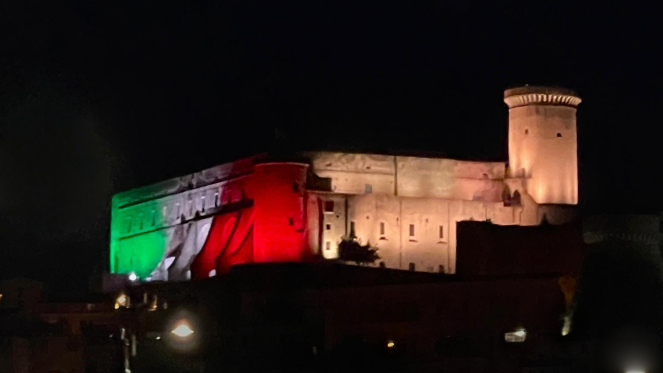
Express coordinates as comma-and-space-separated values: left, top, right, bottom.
114, 294, 128, 309
171, 320, 194, 338
505, 329, 527, 343
386, 341, 395, 348
128, 272, 138, 282
561, 317, 571, 336
626, 370, 645, 373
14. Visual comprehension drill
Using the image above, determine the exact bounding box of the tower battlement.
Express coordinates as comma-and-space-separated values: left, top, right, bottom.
504, 86, 581, 109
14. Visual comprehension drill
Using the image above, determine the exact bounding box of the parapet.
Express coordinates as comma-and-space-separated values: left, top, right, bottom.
504, 86, 581, 109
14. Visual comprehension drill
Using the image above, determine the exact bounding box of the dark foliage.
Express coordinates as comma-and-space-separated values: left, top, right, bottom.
337, 235, 380, 266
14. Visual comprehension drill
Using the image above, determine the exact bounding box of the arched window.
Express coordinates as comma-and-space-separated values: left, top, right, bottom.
512, 190, 521, 206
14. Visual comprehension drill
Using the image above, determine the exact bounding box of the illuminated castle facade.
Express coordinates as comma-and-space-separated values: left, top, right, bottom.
109, 86, 581, 281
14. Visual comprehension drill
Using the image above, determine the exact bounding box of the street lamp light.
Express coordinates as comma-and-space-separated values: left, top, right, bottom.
171, 320, 194, 338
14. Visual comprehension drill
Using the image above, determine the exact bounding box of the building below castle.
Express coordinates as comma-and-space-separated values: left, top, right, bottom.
109, 86, 581, 281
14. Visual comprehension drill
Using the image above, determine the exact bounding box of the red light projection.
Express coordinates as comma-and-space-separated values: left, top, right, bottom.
190, 207, 255, 278
252, 163, 308, 263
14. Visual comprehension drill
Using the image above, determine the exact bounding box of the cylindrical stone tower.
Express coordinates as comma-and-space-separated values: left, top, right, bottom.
504, 86, 581, 205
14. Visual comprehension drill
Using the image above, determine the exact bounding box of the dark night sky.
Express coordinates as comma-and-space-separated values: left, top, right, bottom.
1, 1, 662, 297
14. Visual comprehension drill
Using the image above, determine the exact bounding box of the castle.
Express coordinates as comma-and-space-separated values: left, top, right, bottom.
109, 86, 581, 281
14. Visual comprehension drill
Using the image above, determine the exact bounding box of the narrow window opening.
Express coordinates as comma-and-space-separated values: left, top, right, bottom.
288, 217, 294, 226
324, 201, 334, 213
325, 241, 331, 251
214, 192, 219, 207
557, 132, 562, 137
512, 190, 522, 207
201, 196, 206, 212
525, 129, 529, 135
379, 261, 386, 268
151, 210, 156, 226
350, 221, 356, 236
326, 224, 331, 231
439, 226, 444, 240
409, 224, 415, 237
380, 222, 385, 236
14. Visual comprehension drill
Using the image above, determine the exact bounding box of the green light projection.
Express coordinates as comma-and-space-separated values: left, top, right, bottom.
115, 229, 168, 279
110, 190, 170, 279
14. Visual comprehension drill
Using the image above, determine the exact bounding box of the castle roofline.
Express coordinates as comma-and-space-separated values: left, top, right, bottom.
504, 86, 581, 109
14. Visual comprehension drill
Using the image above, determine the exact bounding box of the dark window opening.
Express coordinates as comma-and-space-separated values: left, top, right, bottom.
379, 262, 386, 268
512, 190, 522, 206
292, 182, 300, 193
380, 222, 385, 236
409, 224, 415, 237
409, 263, 415, 271
557, 133, 562, 137
525, 129, 528, 135
288, 217, 294, 226
439, 226, 444, 240
326, 224, 331, 231
214, 192, 219, 207
324, 201, 334, 213
350, 221, 355, 236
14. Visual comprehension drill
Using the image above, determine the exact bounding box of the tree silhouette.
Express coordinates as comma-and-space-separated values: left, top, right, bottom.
338, 234, 380, 266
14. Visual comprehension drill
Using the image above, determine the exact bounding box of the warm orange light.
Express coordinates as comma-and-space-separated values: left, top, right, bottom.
114, 293, 128, 309
171, 321, 194, 338
386, 341, 395, 348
